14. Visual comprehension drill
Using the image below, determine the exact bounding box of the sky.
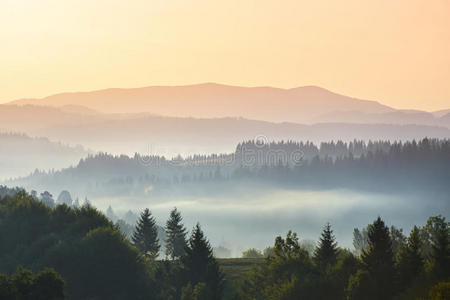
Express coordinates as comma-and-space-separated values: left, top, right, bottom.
0, 0, 449, 111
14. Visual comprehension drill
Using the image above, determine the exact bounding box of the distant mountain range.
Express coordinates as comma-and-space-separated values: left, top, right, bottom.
1, 83, 448, 157
1, 104, 449, 156
8, 83, 449, 127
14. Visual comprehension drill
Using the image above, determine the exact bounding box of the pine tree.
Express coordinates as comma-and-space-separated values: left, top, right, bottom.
313, 222, 338, 271
361, 217, 397, 299
430, 218, 450, 281
57, 190, 73, 206
182, 223, 224, 300
106, 205, 118, 222
132, 208, 160, 258
165, 207, 187, 260
398, 226, 424, 290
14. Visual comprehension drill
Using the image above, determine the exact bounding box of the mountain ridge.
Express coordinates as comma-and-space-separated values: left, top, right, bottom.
7, 83, 395, 123
1, 104, 448, 156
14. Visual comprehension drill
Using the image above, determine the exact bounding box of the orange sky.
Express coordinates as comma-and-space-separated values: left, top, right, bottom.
0, 0, 449, 111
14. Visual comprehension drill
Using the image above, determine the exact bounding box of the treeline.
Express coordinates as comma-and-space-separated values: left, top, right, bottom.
9, 138, 450, 196
0, 189, 449, 299
0, 267, 65, 299
0, 190, 223, 299
234, 138, 450, 193
237, 217, 450, 299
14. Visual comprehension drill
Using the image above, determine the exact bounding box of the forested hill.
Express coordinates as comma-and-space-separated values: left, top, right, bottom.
0, 190, 448, 299
0, 132, 88, 180
6, 138, 450, 197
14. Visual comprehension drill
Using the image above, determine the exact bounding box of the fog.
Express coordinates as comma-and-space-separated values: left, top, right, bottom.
91, 188, 447, 257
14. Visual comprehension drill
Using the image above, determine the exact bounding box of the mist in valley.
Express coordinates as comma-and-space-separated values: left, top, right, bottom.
90, 188, 446, 257
3, 137, 448, 259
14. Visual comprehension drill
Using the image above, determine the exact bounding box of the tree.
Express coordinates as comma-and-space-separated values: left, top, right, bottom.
353, 227, 368, 256
68, 227, 156, 300
348, 217, 397, 300
182, 223, 224, 300
181, 282, 208, 300
428, 281, 450, 300
330, 250, 360, 300
165, 207, 187, 260
106, 205, 118, 222
30, 190, 38, 200
116, 219, 134, 239
397, 226, 424, 290
263, 247, 275, 258
242, 248, 263, 258
56, 191, 72, 206
0, 267, 65, 300
132, 208, 160, 258
390, 225, 407, 258
124, 210, 138, 225
40, 191, 55, 208
32, 268, 66, 300
429, 216, 450, 281
238, 231, 321, 299
314, 222, 338, 271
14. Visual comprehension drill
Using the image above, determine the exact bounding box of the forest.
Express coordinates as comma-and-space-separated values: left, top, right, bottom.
0, 188, 448, 299
7, 138, 450, 198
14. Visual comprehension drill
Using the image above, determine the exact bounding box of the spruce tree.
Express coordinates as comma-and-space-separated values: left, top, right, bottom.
182, 223, 224, 300
398, 226, 424, 290
361, 217, 397, 299
132, 208, 160, 258
313, 222, 338, 271
165, 207, 187, 260
430, 218, 450, 281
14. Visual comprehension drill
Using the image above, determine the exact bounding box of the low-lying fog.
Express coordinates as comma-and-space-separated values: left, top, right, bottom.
91, 189, 448, 257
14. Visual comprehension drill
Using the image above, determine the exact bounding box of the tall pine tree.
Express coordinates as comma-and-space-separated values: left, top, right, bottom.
313, 222, 338, 271
397, 226, 424, 291
430, 217, 450, 281
348, 217, 397, 300
132, 208, 160, 258
181, 223, 224, 300
165, 207, 187, 260
362, 217, 396, 299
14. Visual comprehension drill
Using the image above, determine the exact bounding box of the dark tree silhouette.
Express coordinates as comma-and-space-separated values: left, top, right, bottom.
132, 208, 160, 258
398, 226, 424, 291
182, 223, 224, 300
0, 267, 65, 300
349, 217, 397, 300
430, 217, 450, 281
314, 222, 338, 271
165, 207, 187, 260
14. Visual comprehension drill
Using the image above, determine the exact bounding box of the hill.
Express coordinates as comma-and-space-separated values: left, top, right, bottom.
0, 105, 448, 156
8, 83, 394, 123
0, 132, 89, 180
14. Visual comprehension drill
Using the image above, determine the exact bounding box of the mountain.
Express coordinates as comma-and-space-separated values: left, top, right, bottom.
0, 132, 89, 180
0, 105, 448, 156
0, 104, 105, 132
311, 110, 450, 128
8, 83, 394, 123
433, 109, 450, 118
58, 105, 100, 115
